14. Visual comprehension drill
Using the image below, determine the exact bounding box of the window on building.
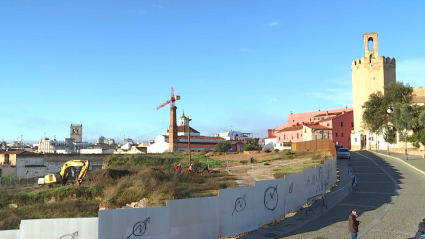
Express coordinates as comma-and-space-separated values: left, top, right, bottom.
351, 122, 354, 127
336, 133, 338, 137
278, 137, 280, 141
292, 135, 293, 139
327, 123, 330, 126
342, 133, 344, 137
355, 137, 357, 142
341, 122, 343, 127
297, 133, 299, 139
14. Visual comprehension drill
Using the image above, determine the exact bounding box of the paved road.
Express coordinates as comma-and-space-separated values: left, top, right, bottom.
239, 150, 425, 239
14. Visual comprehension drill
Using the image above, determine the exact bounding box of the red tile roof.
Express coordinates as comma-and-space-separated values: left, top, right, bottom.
176, 125, 200, 134
164, 135, 223, 139
306, 124, 332, 130
0, 151, 35, 155
177, 143, 216, 148
278, 126, 303, 132
313, 112, 342, 117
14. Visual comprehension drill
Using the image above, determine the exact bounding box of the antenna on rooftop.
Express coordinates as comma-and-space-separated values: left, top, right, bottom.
21, 131, 23, 144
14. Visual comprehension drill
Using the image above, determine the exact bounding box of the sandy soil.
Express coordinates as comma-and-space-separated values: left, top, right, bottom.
207, 151, 330, 186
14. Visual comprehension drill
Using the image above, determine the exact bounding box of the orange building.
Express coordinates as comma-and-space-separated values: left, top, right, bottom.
268, 108, 353, 149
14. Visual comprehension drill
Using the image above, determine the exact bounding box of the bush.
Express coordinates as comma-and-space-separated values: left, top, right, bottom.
214, 141, 232, 152
244, 139, 261, 151
284, 150, 294, 155
239, 160, 248, 164
274, 149, 279, 152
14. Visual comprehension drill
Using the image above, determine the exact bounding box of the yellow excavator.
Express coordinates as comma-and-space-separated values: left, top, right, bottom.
38, 160, 90, 186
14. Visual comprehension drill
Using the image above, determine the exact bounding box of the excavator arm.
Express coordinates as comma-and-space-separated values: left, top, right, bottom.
40, 160, 90, 186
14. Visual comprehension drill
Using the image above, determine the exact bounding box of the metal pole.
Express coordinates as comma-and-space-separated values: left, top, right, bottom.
405, 130, 408, 160
375, 132, 378, 152
188, 116, 191, 166
387, 143, 390, 155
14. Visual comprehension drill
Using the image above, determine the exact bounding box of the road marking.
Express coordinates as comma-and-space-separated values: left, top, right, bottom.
372, 151, 425, 176
354, 152, 399, 238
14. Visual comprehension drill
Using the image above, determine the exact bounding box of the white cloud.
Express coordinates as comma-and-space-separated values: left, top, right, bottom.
396, 58, 425, 88
265, 22, 280, 27
264, 95, 278, 102
306, 88, 353, 107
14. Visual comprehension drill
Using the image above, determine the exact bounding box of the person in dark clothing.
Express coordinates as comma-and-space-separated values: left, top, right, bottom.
348, 209, 360, 239
416, 218, 425, 238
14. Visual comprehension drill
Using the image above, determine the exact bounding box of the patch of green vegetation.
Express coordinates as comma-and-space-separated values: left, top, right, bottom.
272, 151, 331, 179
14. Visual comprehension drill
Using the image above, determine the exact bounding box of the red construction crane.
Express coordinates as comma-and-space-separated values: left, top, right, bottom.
156, 86, 181, 110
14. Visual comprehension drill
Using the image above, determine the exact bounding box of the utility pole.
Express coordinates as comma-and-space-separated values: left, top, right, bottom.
188, 116, 192, 165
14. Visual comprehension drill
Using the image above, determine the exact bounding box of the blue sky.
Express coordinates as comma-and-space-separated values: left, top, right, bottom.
1, 0, 424, 143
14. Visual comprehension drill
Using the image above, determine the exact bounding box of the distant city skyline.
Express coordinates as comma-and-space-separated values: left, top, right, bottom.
1, 1, 425, 143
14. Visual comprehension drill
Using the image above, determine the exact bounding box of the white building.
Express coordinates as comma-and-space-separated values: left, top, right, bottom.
263, 137, 277, 150
147, 112, 224, 153
38, 138, 72, 153
218, 130, 254, 142
80, 148, 114, 154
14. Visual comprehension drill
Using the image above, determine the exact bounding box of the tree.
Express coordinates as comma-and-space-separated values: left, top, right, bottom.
244, 139, 260, 151
362, 81, 425, 148
214, 141, 231, 152
362, 82, 413, 132
391, 103, 425, 148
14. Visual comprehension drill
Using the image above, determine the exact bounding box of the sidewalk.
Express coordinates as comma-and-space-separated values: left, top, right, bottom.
238, 158, 353, 239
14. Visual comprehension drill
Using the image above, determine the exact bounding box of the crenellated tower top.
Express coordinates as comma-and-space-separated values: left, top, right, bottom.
352, 32, 396, 67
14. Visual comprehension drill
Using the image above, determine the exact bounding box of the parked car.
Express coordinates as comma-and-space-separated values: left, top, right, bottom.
335, 144, 344, 151
337, 148, 351, 159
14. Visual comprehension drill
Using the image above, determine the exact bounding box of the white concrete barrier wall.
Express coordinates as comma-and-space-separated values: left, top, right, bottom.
0, 230, 20, 239
4, 158, 337, 239
168, 196, 219, 239
99, 206, 169, 239
302, 168, 319, 199
19, 217, 98, 239
219, 186, 257, 237
254, 179, 286, 227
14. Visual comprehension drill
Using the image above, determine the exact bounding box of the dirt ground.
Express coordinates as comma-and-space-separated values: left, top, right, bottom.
208, 151, 329, 186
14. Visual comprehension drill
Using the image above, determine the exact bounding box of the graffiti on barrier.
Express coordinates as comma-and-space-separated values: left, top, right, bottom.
264, 186, 278, 211
232, 194, 247, 215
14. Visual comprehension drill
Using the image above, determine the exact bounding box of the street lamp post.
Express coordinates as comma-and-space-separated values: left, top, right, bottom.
404, 126, 408, 161
386, 106, 393, 155
375, 131, 378, 152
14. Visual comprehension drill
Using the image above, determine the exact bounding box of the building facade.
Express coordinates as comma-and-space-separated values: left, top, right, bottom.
269, 108, 354, 150
350, 32, 396, 150
70, 124, 83, 142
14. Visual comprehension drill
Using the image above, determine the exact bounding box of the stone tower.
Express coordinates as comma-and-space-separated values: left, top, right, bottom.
351, 32, 396, 150
169, 106, 178, 152
70, 124, 83, 142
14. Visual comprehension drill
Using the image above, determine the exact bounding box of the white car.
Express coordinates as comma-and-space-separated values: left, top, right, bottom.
337, 148, 351, 159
